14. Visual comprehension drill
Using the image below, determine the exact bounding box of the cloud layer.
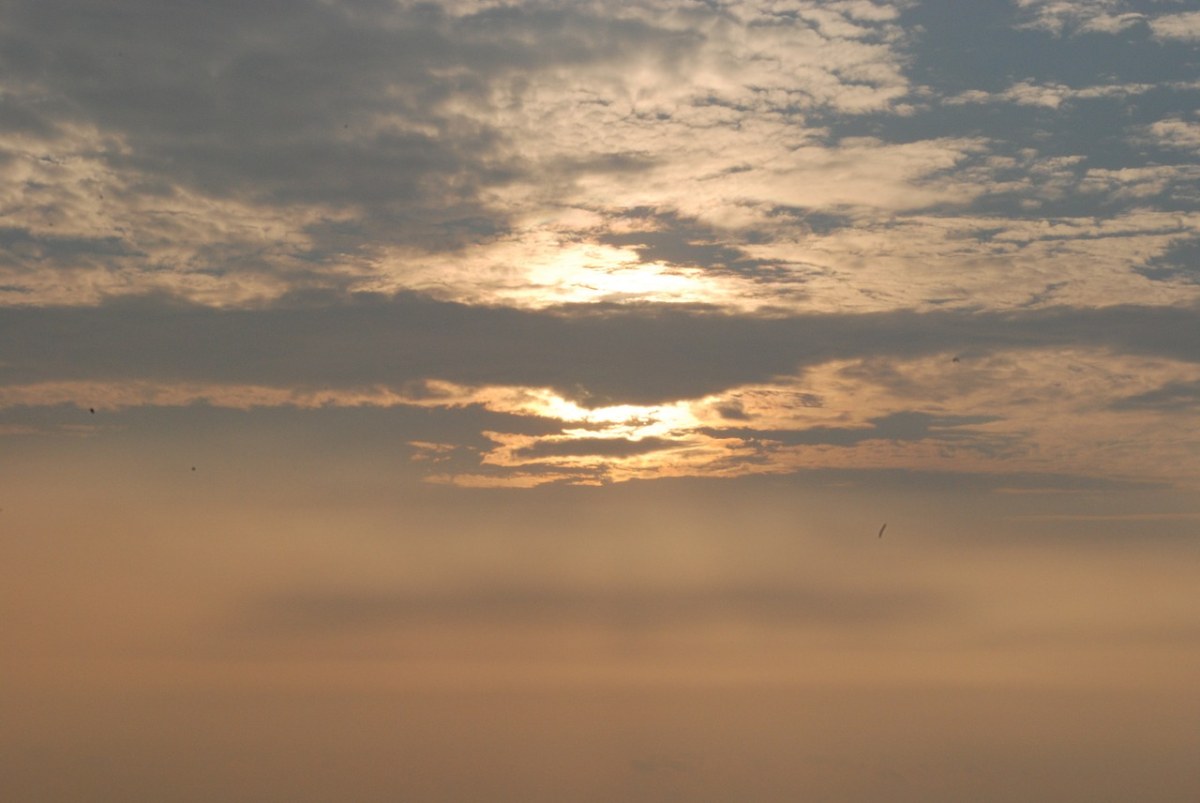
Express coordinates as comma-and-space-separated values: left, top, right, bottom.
3, 0, 1199, 486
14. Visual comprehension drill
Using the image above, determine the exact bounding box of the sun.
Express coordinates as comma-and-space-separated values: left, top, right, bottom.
525, 243, 726, 305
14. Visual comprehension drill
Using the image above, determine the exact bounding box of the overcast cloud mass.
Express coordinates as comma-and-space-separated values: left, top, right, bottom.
3, 2, 1200, 801
2, 0, 1199, 487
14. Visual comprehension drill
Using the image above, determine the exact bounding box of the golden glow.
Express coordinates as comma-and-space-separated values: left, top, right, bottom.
525, 244, 713, 304
384, 235, 757, 309
6, 346, 1200, 489
516, 390, 698, 434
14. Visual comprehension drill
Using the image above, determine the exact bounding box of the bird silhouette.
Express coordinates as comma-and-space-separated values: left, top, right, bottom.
878, 522, 887, 538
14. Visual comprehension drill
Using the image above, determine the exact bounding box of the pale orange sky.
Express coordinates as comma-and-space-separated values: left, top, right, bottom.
4, 422, 1200, 800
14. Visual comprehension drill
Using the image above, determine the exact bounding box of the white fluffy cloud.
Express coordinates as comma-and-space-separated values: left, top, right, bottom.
1149, 10, 1200, 39
1013, 0, 1200, 39
1012, 0, 1142, 35
1146, 116, 1200, 151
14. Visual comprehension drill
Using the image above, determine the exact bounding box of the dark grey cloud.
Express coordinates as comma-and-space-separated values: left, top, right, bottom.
0, 227, 134, 260
513, 436, 678, 459
1138, 236, 1200, 283
702, 411, 1009, 451
599, 216, 764, 274
0, 397, 564, 447
0, 225, 144, 294
1111, 379, 1200, 411
715, 400, 752, 421
3, 294, 1199, 405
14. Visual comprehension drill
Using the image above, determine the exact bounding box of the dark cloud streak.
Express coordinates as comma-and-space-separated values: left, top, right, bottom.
250, 581, 945, 634
3, 294, 1199, 405
1111, 379, 1200, 411
702, 411, 1007, 449
513, 436, 678, 459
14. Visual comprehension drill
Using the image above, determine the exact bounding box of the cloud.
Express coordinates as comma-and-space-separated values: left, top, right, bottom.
1137, 236, 1200, 283
0, 0, 925, 308
4, 294, 1200, 486
1146, 117, 1200, 152
700, 411, 1006, 449
512, 435, 679, 459
3, 0, 1200, 489
4, 294, 1200, 401
1079, 165, 1200, 201
1111, 379, 1200, 411
1012, 0, 1144, 36
2, 0, 1198, 326
1013, 0, 1200, 41
1148, 10, 1200, 40
944, 79, 1159, 109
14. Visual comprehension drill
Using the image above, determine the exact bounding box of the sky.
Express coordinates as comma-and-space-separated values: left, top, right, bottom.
2, 0, 1199, 800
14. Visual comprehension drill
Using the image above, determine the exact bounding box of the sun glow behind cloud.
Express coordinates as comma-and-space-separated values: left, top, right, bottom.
4, 334, 1200, 488
392, 238, 748, 307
